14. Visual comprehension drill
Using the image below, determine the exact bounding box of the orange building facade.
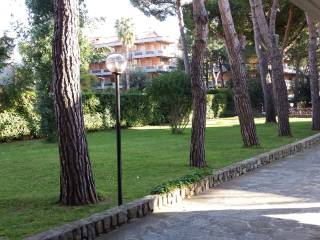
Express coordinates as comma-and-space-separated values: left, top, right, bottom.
89, 32, 178, 89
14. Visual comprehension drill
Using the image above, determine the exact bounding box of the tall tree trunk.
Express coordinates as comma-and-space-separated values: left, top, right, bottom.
306, 14, 320, 130
218, 0, 259, 147
250, 1, 276, 123
53, 0, 98, 205
250, 0, 291, 136
261, 54, 276, 123
219, 58, 225, 87
176, 0, 190, 75
293, 55, 301, 107
189, 0, 208, 168
270, 36, 291, 136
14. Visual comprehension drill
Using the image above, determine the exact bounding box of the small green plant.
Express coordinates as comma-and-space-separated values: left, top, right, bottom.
150, 171, 211, 194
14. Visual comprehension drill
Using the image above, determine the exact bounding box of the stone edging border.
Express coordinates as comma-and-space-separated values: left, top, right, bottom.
25, 133, 320, 240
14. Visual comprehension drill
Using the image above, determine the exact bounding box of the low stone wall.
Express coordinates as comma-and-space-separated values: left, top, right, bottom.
25, 133, 320, 240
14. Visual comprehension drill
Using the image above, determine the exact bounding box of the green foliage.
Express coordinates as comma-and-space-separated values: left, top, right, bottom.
19, 19, 56, 141
90, 46, 111, 63
2, 81, 41, 136
146, 71, 192, 134
25, 0, 54, 24
80, 73, 98, 92
83, 94, 101, 114
84, 113, 104, 131
84, 109, 115, 131
0, 35, 14, 71
150, 171, 210, 194
130, 0, 175, 21
129, 70, 150, 90
206, 94, 215, 119
210, 88, 235, 118
94, 92, 154, 127
0, 111, 31, 142
248, 78, 264, 112
21, 0, 97, 141
184, 0, 305, 48
292, 79, 311, 107
0, 91, 154, 141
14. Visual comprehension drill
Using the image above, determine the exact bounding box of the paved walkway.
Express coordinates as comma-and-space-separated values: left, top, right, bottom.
99, 146, 320, 240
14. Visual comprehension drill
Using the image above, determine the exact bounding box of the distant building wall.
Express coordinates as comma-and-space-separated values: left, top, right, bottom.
89, 32, 179, 89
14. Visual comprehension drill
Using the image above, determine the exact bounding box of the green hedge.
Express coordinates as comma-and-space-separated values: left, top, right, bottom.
1, 88, 229, 142
146, 71, 192, 134
90, 92, 154, 127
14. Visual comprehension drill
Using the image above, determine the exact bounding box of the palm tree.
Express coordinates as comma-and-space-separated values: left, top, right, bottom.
115, 17, 135, 89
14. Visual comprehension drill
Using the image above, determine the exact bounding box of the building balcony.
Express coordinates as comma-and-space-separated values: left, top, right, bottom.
89, 69, 112, 76
90, 64, 176, 77
130, 49, 176, 59
134, 64, 176, 73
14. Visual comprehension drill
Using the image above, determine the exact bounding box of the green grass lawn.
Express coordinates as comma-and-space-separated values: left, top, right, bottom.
0, 118, 317, 239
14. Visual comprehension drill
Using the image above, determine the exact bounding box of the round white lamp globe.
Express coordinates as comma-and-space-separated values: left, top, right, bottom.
106, 54, 127, 74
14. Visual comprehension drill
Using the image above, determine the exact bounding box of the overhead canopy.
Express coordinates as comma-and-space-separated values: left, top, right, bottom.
290, 0, 320, 19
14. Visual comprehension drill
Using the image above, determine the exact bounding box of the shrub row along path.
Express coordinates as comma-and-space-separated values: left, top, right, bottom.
99, 146, 320, 240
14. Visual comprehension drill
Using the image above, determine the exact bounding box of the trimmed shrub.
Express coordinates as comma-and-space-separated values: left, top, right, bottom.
206, 94, 215, 119
84, 113, 104, 131
102, 108, 115, 128
146, 71, 192, 134
0, 111, 31, 142
83, 109, 115, 131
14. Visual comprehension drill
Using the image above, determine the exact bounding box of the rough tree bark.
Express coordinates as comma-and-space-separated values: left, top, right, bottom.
306, 14, 320, 130
250, 1, 276, 123
189, 0, 208, 167
250, 0, 291, 136
53, 0, 98, 205
218, 0, 259, 147
257, 42, 277, 123
176, 0, 190, 74
125, 46, 130, 89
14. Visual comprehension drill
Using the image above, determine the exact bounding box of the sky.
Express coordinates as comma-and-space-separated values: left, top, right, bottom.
0, 0, 180, 39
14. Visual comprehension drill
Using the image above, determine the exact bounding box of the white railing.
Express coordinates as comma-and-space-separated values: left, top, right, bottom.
131, 49, 176, 58
90, 64, 176, 77
134, 65, 176, 72
89, 69, 112, 76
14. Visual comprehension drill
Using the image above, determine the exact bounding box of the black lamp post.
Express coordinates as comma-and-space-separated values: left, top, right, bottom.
106, 54, 127, 206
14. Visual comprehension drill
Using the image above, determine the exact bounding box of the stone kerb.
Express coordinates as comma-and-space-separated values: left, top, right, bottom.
25, 133, 320, 240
